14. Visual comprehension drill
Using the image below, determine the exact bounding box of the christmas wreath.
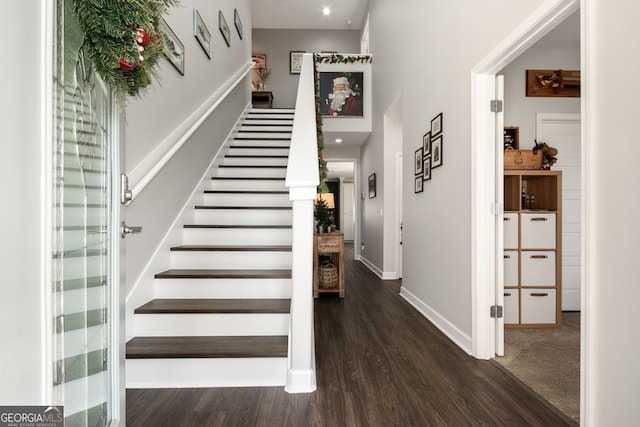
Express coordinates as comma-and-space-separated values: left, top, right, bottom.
72, 0, 179, 101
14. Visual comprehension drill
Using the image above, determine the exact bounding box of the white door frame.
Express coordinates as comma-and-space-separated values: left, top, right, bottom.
470, 0, 579, 357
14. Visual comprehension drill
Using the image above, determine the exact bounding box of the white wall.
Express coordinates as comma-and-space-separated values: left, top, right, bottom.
500, 40, 580, 148
124, 0, 252, 300
251, 29, 360, 108
584, 0, 640, 423
0, 0, 47, 403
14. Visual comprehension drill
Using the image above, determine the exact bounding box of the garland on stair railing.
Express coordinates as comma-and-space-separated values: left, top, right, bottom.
313, 55, 329, 193
314, 53, 373, 65
72, 0, 179, 103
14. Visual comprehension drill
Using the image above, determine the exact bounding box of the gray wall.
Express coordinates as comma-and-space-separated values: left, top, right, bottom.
124, 0, 252, 298
252, 29, 360, 108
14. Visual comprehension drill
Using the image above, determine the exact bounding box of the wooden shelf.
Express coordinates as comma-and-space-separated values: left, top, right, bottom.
313, 231, 344, 298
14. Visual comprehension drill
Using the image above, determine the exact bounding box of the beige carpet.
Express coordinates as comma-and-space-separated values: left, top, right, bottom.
495, 312, 580, 424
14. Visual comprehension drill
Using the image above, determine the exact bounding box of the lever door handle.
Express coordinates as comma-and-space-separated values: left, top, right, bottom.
121, 222, 143, 238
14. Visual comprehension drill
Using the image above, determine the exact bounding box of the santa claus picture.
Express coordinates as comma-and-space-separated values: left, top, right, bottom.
319, 72, 364, 117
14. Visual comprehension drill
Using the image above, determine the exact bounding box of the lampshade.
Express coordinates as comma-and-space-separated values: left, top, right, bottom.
316, 192, 335, 209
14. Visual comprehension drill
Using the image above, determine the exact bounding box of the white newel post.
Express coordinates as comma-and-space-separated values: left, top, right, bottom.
284, 53, 318, 393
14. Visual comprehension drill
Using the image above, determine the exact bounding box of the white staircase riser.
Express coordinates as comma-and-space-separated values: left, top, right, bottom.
218, 167, 286, 178
223, 157, 288, 166
63, 170, 104, 187
63, 231, 104, 252
170, 251, 292, 270
63, 206, 102, 227
240, 125, 292, 132
154, 278, 292, 299
193, 209, 292, 225
183, 228, 292, 245
249, 108, 294, 115
126, 358, 287, 388
243, 119, 293, 126
232, 139, 291, 148
208, 179, 287, 191
236, 132, 291, 140
64, 187, 104, 204
135, 313, 290, 337
228, 147, 289, 156
202, 193, 291, 207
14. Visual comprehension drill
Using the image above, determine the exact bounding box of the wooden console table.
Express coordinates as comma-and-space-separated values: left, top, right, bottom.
313, 231, 344, 298
251, 91, 273, 108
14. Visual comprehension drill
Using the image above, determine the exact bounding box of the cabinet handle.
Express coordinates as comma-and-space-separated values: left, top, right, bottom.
530, 255, 548, 259
504, 292, 512, 297
530, 217, 548, 221
530, 292, 549, 297
504, 254, 511, 259
504, 217, 511, 221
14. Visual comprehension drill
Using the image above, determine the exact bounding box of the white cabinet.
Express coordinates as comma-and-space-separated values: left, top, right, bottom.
503, 170, 562, 328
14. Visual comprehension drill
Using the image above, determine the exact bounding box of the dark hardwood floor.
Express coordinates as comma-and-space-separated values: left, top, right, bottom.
127, 243, 575, 427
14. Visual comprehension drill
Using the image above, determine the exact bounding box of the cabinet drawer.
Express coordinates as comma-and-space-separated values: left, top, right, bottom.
317, 236, 342, 253
521, 288, 556, 324
521, 251, 556, 286
503, 251, 518, 286
503, 213, 518, 249
503, 288, 519, 324
521, 213, 556, 248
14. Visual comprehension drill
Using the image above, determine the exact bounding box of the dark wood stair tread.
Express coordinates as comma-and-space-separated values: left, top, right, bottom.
204, 190, 288, 194
184, 224, 291, 229
135, 298, 291, 314
155, 269, 292, 279
170, 245, 292, 251
194, 205, 291, 210
126, 336, 288, 359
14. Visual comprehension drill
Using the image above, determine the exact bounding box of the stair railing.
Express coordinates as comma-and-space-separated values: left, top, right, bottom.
284, 53, 318, 393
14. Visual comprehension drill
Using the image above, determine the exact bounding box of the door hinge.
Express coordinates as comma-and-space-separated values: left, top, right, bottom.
490, 305, 504, 319
490, 100, 503, 113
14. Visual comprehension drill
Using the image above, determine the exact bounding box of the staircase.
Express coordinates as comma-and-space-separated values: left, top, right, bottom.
126, 108, 297, 388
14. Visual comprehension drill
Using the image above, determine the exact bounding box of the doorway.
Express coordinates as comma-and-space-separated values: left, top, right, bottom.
471, 0, 582, 422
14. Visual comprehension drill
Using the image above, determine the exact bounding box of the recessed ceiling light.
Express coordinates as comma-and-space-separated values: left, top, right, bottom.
322, 7, 331, 15
335, 138, 343, 144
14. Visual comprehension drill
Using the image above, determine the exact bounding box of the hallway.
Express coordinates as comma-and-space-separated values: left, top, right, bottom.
126, 244, 574, 426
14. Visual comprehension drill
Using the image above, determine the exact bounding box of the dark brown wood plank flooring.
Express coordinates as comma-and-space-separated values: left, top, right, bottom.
127, 243, 575, 426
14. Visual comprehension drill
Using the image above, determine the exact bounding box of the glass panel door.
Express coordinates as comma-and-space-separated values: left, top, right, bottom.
51, 0, 119, 425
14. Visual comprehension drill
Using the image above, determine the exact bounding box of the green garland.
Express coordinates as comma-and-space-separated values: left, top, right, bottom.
313, 55, 329, 193
314, 53, 373, 65
72, 0, 179, 102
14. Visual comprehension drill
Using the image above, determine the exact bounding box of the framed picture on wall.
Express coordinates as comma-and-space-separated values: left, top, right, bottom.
234, 8, 243, 40
318, 72, 364, 117
290, 51, 305, 74
423, 131, 431, 156
193, 9, 211, 59
431, 135, 443, 168
368, 173, 376, 198
219, 10, 231, 47
158, 18, 185, 75
415, 176, 424, 193
431, 113, 443, 136
423, 156, 432, 181
414, 148, 423, 175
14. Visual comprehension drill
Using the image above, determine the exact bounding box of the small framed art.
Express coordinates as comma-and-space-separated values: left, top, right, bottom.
415, 176, 424, 193
219, 10, 231, 47
431, 135, 443, 168
158, 18, 185, 75
193, 9, 211, 59
431, 113, 443, 137
414, 148, 423, 175
290, 51, 304, 74
423, 156, 432, 181
368, 173, 377, 198
423, 131, 431, 156
234, 8, 243, 40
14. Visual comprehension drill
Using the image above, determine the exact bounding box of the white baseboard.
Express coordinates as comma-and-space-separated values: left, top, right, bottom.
359, 256, 399, 280
399, 286, 473, 355
284, 369, 317, 394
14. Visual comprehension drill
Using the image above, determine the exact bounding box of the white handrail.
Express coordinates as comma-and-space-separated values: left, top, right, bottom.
284, 53, 318, 393
129, 62, 253, 200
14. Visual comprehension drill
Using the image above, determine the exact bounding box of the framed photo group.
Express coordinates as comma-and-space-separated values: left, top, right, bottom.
415, 112, 444, 193
159, 8, 244, 75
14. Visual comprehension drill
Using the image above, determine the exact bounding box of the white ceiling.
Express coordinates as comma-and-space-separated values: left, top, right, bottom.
251, 0, 369, 30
